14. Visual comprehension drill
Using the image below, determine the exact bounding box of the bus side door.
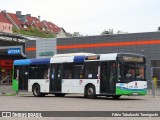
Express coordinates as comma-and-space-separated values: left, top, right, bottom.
100, 61, 116, 94
19, 65, 29, 91
50, 64, 62, 92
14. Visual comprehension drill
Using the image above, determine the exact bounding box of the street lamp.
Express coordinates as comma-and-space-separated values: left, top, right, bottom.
141, 50, 144, 55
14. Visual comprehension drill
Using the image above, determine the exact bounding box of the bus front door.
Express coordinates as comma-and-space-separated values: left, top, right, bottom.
50, 64, 62, 92
19, 66, 28, 91
100, 62, 116, 94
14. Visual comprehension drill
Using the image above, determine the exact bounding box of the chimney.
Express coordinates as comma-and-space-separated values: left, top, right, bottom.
38, 16, 41, 21
16, 11, 22, 17
2, 10, 6, 13
26, 14, 31, 17
20, 15, 27, 22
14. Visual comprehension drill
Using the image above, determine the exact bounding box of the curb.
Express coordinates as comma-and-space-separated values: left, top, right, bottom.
0, 92, 17, 96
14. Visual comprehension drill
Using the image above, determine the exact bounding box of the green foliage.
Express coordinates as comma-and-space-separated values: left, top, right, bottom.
12, 27, 20, 33
13, 27, 55, 38
67, 32, 83, 37
101, 29, 114, 35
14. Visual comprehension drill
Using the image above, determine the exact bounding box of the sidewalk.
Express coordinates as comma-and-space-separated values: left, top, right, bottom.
0, 85, 16, 95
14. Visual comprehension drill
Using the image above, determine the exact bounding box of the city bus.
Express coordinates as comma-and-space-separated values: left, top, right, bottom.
12, 53, 147, 99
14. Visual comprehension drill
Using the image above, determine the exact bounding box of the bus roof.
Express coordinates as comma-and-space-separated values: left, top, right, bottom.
14, 58, 50, 65
50, 52, 145, 63
14, 59, 31, 65
52, 53, 96, 58
99, 53, 118, 61
51, 53, 96, 63
30, 58, 50, 65
50, 53, 118, 63
14, 53, 145, 65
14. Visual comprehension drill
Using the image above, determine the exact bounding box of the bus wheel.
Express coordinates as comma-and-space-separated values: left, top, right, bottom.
112, 95, 121, 99
84, 90, 88, 98
106, 95, 112, 98
41, 93, 46, 97
33, 84, 42, 97
54, 93, 65, 97
86, 85, 96, 99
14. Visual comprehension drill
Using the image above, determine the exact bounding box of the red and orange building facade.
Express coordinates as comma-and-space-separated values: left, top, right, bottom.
26, 31, 160, 80
1, 31, 160, 83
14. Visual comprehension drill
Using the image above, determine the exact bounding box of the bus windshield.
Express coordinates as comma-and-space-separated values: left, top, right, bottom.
119, 63, 145, 83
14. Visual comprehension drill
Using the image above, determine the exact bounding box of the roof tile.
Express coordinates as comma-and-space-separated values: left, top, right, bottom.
0, 12, 12, 24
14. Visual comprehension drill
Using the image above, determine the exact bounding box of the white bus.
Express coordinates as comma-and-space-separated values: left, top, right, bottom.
12, 53, 147, 99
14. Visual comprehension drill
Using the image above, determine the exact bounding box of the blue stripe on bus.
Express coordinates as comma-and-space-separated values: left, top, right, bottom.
118, 87, 146, 91
14, 59, 31, 65
74, 56, 85, 63
30, 58, 50, 65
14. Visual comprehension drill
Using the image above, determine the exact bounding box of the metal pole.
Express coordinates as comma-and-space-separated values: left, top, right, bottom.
151, 80, 155, 98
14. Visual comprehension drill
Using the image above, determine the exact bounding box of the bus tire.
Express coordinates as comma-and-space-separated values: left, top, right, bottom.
86, 85, 96, 99
41, 93, 46, 97
84, 91, 88, 98
106, 95, 112, 98
54, 93, 65, 97
84, 87, 88, 98
112, 95, 121, 99
33, 84, 43, 97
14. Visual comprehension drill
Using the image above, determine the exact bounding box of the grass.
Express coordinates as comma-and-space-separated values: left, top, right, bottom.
2, 93, 17, 96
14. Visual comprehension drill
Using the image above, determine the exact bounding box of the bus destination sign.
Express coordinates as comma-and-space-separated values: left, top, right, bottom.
85, 55, 100, 60
123, 56, 144, 63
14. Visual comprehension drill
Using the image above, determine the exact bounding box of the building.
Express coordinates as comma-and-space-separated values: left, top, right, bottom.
42, 21, 66, 38
0, 32, 37, 84
0, 11, 12, 33
26, 31, 160, 80
1, 31, 160, 83
0, 10, 67, 38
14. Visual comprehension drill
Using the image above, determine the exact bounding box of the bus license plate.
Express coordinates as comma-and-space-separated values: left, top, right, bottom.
132, 93, 139, 95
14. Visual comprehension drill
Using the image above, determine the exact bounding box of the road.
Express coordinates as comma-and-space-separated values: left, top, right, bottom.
0, 94, 160, 120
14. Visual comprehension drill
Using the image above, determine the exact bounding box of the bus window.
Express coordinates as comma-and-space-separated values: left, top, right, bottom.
63, 63, 73, 79
29, 65, 49, 79
29, 66, 38, 79
109, 62, 116, 78
123, 64, 145, 82
13, 66, 19, 79
135, 67, 144, 79
109, 61, 116, 92
73, 65, 84, 79
85, 62, 99, 79
37, 65, 49, 79
51, 65, 56, 79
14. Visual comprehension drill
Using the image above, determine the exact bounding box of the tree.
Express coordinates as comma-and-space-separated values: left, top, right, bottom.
13, 27, 55, 38
101, 29, 127, 35
66, 32, 83, 37
72, 32, 83, 37
101, 29, 114, 35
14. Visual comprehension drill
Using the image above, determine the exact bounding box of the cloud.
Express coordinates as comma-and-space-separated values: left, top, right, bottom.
0, 0, 160, 35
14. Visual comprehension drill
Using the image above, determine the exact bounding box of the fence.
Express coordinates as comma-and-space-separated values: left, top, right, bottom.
0, 76, 14, 94
147, 80, 160, 97
0, 76, 10, 85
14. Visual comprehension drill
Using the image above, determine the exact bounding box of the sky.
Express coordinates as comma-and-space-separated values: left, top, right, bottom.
0, 0, 160, 35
